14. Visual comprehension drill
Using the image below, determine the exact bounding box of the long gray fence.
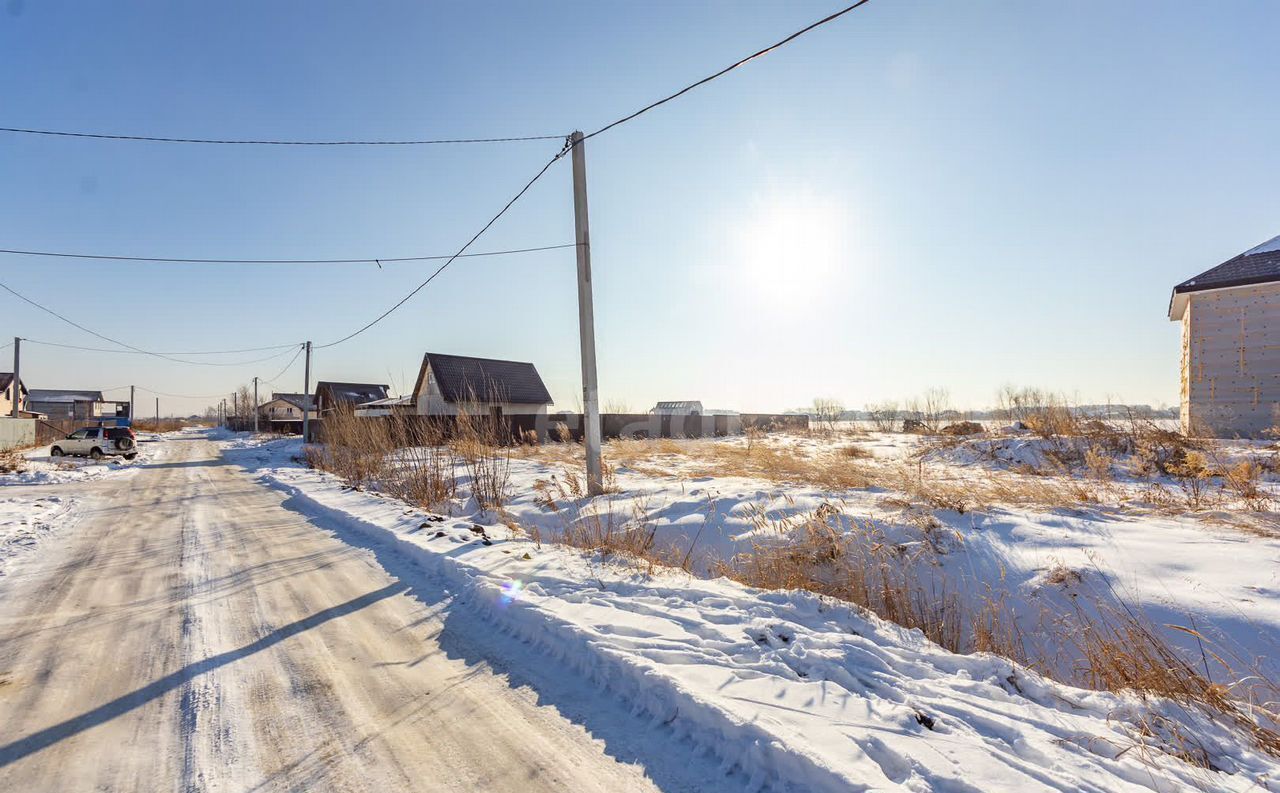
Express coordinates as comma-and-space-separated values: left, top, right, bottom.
306, 412, 807, 444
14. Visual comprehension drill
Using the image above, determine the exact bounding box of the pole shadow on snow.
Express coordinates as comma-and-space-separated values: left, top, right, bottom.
0, 582, 407, 769
267, 491, 760, 793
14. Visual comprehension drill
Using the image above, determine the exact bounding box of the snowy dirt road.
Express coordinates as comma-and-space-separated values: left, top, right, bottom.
0, 434, 728, 793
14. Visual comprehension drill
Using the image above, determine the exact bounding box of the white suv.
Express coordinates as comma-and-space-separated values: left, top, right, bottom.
50, 427, 138, 461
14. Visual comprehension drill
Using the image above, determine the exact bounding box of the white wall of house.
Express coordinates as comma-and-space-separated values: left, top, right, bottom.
0, 385, 22, 417
259, 399, 315, 420
1181, 282, 1280, 437
414, 370, 548, 417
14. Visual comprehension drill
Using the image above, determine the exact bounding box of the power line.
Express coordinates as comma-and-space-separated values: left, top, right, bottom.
20, 338, 298, 355
316, 146, 571, 349
128, 384, 236, 400
0, 243, 577, 265
21, 338, 301, 367
261, 345, 306, 385
584, 1, 873, 142
0, 279, 303, 364
0, 126, 565, 146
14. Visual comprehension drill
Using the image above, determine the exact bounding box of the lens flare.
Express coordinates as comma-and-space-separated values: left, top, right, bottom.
500, 579, 524, 606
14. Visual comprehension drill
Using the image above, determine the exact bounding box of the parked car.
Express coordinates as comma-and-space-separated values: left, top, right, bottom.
50, 427, 138, 460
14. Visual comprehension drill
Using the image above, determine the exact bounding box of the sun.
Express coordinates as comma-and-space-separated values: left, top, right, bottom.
729, 189, 851, 309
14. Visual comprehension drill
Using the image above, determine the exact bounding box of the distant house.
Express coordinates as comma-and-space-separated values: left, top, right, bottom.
1169, 233, 1280, 437
257, 393, 316, 433
651, 401, 703, 416
0, 373, 29, 417
27, 389, 129, 422
314, 382, 390, 416
411, 352, 552, 418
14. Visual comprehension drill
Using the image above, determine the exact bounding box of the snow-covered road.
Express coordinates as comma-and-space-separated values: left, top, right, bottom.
0, 433, 727, 792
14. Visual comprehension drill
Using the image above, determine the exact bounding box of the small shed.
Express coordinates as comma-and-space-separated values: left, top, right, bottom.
412, 352, 552, 418
1169, 233, 1280, 437
650, 401, 703, 416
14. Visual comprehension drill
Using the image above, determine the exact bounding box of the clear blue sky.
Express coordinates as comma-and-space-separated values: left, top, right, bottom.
3, 1, 1278, 416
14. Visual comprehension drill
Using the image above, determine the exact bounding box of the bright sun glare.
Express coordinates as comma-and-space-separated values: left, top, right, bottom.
731, 190, 851, 309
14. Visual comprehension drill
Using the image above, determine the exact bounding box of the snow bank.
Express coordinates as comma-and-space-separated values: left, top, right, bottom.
224, 437, 1279, 792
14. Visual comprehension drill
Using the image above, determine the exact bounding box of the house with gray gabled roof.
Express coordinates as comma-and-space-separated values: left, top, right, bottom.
314, 382, 390, 416
411, 352, 552, 417
1169, 233, 1280, 436
257, 392, 316, 433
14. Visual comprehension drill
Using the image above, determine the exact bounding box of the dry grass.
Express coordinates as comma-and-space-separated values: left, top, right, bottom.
131, 418, 191, 433
308, 408, 510, 513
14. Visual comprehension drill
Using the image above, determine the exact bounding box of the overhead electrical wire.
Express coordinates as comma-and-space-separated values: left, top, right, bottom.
583, 0, 872, 142
0, 126, 564, 146
21, 338, 301, 367
1, 2, 874, 357
0, 279, 306, 364
316, 146, 571, 349
260, 344, 306, 385
129, 384, 238, 400
0, 243, 578, 265
316, 2, 874, 347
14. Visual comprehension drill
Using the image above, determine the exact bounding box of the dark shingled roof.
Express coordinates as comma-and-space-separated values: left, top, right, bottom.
316, 382, 389, 406
271, 392, 315, 410
422, 352, 552, 405
1173, 235, 1280, 296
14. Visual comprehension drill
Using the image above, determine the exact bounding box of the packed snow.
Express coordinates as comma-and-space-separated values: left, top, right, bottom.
0, 494, 79, 578
223, 434, 1280, 791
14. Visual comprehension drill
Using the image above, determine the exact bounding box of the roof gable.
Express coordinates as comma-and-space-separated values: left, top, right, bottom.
1169, 233, 1280, 319
316, 382, 389, 405
266, 393, 314, 410
416, 352, 552, 405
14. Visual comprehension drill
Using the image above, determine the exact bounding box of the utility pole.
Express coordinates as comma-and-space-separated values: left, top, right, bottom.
221, 398, 226, 427
302, 341, 312, 443
155, 397, 159, 425
253, 376, 259, 434
10, 337, 19, 418
570, 131, 603, 496
232, 391, 238, 423
129, 385, 135, 423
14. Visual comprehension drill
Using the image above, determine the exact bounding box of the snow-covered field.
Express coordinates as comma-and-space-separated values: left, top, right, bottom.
223, 432, 1280, 791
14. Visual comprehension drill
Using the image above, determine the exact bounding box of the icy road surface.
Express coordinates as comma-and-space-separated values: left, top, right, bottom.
0, 433, 727, 792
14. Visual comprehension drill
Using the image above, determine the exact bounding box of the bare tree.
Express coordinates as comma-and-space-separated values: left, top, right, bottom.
866, 400, 900, 432
920, 387, 951, 433
812, 397, 845, 433
603, 398, 632, 414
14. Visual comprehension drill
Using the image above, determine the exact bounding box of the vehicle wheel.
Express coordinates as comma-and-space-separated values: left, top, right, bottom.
90, 448, 103, 460
124, 453, 138, 460
50, 446, 64, 457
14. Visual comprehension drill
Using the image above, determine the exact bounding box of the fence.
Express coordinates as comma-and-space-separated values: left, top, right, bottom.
34, 418, 77, 448
307, 412, 808, 445
0, 417, 36, 452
